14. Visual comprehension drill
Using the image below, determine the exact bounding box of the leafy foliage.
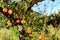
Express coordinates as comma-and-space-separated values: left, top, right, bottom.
0, 28, 19, 40
0, 0, 60, 40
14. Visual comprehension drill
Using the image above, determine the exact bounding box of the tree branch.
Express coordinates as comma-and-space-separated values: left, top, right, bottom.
27, 0, 44, 11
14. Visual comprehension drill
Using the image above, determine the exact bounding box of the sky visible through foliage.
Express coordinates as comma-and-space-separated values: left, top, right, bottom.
32, 0, 60, 16
1, 0, 60, 16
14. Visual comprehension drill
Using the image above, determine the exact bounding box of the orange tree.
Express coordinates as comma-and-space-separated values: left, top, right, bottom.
0, 0, 60, 40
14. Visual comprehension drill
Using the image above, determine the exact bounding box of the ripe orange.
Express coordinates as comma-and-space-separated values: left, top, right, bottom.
39, 35, 44, 40
1, 13, 4, 16
8, 9, 13, 14
27, 28, 31, 33
16, 19, 20, 23
29, 34, 32, 37
7, 22, 12, 26
14, 14, 19, 18
27, 29, 31, 33
3, 8, 8, 12
21, 20, 26, 24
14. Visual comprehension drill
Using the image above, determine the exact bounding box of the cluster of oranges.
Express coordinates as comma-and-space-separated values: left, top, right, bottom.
3, 8, 13, 14
16, 19, 26, 24
27, 27, 32, 37
7, 20, 12, 27
2, 8, 13, 26
39, 35, 44, 40
2, 8, 26, 26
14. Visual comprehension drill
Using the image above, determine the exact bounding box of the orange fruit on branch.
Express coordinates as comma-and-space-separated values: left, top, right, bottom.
8, 9, 13, 14
1, 13, 4, 16
39, 35, 44, 40
21, 20, 26, 24
27, 27, 31, 33
7, 20, 12, 26
3, 8, 8, 12
16, 19, 20, 23
7, 22, 12, 26
28, 34, 32, 37
27, 29, 31, 33
14, 14, 19, 18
